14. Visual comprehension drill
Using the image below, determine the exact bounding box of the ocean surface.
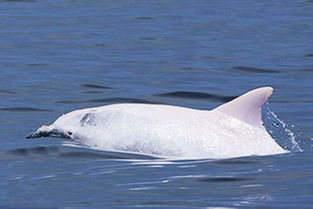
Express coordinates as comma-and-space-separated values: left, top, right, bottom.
1, 0, 313, 208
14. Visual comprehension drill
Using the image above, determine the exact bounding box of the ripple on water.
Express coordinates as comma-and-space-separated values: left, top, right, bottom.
57, 97, 161, 104
2, 0, 36, 2
134, 17, 157, 20
154, 91, 236, 102
6, 146, 157, 160
232, 66, 281, 73
0, 89, 16, 94
0, 107, 52, 112
81, 84, 114, 89
7, 146, 60, 156
197, 176, 253, 183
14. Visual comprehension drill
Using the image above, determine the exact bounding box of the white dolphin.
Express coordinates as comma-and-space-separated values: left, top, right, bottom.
27, 87, 288, 159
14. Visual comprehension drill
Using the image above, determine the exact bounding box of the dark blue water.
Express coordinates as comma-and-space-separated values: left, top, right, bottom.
1, 0, 313, 208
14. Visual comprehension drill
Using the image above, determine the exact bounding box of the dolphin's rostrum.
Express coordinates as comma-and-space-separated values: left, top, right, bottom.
26, 125, 72, 139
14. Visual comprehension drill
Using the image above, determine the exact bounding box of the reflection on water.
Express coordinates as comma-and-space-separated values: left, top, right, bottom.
155, 91, 236, 102
232, 66, 281, 73
0, 107, 52, 112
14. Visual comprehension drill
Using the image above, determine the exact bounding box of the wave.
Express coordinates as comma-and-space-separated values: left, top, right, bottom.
3, 145, 157, 160
265, 104, 302, 152
154, 91, 236, 102
57, 97, 160, 104
81, 84, 114, 89
232, 66, 281, 73
0, 107, 52, 112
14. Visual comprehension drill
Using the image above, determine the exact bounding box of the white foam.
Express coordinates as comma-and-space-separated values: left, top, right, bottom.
266, 104, 302, 152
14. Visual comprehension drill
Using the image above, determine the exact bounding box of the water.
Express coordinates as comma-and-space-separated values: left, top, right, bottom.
1, 0, 313, 208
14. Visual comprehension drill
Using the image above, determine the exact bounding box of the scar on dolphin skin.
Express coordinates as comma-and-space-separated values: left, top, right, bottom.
80, 112, 97, 127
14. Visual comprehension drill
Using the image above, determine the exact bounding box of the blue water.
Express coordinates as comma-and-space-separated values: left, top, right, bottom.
1, 0, 313, 208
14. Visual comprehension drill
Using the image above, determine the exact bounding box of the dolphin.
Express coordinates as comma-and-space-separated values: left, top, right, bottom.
26, 87, 288, 159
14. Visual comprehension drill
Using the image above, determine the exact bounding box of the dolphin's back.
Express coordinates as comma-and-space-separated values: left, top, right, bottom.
62, 102, 286, 159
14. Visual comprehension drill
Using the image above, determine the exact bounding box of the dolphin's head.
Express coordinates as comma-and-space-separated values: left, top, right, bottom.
26, 124, 73, 139
26, 109, 95, 140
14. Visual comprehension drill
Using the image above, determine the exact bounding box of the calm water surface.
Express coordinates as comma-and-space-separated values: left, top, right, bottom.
1, 0, 313, 208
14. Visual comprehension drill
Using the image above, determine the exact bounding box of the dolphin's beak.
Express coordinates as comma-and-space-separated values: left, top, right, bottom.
26, 132, 37, 139
26, 130, 50, 139
26, 125, 53, 139
26, 125, 71, 139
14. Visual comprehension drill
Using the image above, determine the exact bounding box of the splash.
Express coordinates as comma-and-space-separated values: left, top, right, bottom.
265, 103, 302, 152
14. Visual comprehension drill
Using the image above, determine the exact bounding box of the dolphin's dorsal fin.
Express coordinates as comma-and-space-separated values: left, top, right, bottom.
214, 87, 273, 129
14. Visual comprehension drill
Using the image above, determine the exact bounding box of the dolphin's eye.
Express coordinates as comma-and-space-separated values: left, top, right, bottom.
67, 131, 72, 135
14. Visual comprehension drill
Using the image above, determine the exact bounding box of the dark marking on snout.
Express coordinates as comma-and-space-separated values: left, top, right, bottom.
26, 130, 51, 139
